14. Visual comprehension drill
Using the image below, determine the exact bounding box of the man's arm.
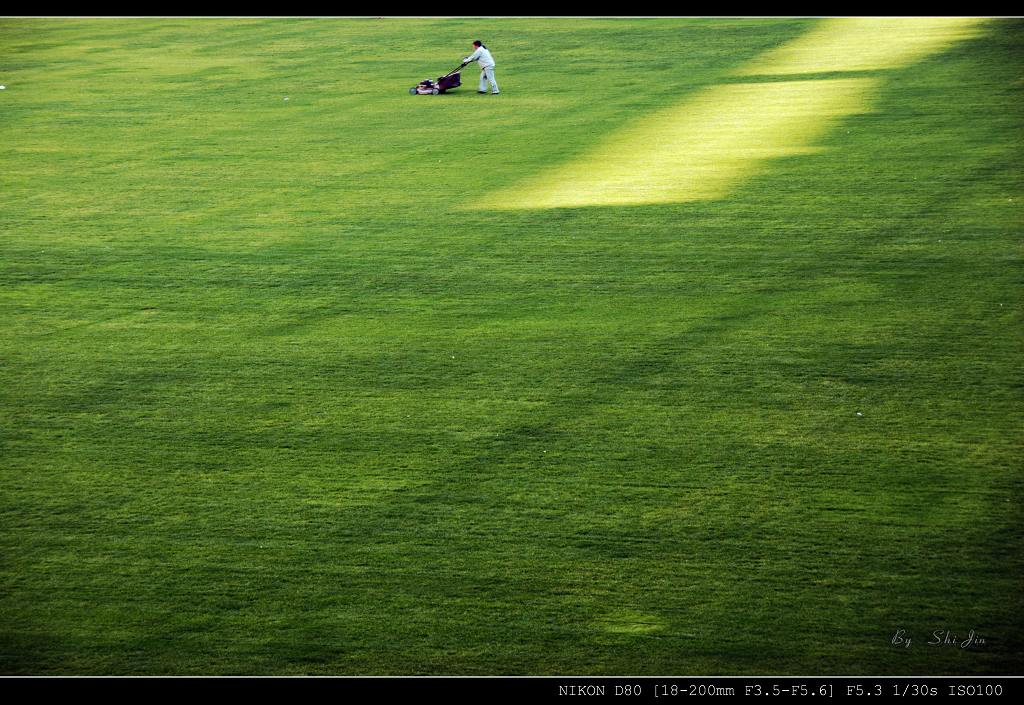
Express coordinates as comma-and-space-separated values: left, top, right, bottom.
463, 48, 482, 63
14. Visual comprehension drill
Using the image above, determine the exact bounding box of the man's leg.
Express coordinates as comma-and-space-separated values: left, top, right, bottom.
486, 67, 500, 94
478, 69, 487, 93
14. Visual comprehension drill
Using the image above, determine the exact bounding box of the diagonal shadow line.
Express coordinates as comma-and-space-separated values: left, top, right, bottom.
338, 304, 774, 549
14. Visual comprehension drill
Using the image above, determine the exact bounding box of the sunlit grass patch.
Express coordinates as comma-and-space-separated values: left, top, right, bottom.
736, 17, 988, 77
483, 17, 989, 211
481, 78, 877, 209
596, 610, 666, 635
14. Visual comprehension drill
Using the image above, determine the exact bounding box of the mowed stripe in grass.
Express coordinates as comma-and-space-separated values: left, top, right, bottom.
0, 18, 1022, 674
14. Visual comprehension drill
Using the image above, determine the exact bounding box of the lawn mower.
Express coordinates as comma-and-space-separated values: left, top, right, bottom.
409, 62, 464, 95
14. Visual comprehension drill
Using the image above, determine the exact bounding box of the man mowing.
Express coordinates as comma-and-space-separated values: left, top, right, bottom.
463, 40, 500, 95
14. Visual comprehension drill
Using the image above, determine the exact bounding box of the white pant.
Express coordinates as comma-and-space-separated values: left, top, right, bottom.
479, 66, 499, 93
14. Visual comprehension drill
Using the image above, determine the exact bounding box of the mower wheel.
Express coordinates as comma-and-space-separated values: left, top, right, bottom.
431, 88, 439, 95
409, 87, 417, 95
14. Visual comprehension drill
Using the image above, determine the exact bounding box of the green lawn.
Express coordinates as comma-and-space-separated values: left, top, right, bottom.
1, 17, 1022, 675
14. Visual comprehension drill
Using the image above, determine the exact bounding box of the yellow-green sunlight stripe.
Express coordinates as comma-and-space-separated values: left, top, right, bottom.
737, 17, 986, 76
484, 78, 877, 209
480, 18, 987, 210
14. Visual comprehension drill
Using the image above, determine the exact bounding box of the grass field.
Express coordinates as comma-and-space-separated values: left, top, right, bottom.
1, 17, 1022, 675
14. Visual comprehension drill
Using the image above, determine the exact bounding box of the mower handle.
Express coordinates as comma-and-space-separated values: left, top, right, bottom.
440, 61, 469, 79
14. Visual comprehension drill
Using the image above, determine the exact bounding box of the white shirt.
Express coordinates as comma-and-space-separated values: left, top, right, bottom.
464, 46, 495, 69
